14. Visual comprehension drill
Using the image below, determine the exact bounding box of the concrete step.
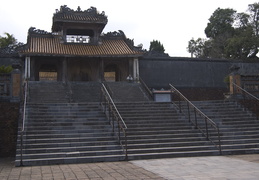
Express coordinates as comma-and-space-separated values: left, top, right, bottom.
16, 101, 125, 166
191, 100, 259, 156
106, 82, 150, 102
15, 154, 125, 166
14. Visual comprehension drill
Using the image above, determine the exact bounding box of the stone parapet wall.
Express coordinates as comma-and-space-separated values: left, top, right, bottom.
0, 102, 20, 157
139, 57, 259, 100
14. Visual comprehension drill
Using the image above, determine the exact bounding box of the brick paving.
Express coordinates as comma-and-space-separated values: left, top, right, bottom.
1, 155, 259, 180
0, 158, 164, 180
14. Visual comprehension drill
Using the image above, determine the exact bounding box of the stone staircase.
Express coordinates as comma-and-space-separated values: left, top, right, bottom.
116, 102, 220, 160
106, 82, 150, 102
193, 100, 259, 155
28, 81, 101, 103
69, 82, 101, 102
17, 81, 259, 166
28, 81, 69, 103
15, 81, 123, 166
15, 102, 124, 166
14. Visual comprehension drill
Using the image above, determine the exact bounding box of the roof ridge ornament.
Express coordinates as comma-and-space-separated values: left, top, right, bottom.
29, 27, 52, 35
55, 5, 105, 17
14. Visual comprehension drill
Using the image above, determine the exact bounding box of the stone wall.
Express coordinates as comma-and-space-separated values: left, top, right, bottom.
139, 57, 259, 100
0, 102, 20, 157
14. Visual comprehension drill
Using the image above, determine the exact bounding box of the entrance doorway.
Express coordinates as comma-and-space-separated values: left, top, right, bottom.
104, 64, 120, 82
39, 64, 57, 81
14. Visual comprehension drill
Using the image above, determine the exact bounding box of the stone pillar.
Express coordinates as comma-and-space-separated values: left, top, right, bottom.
30, 58, 35, 81
99, 58, 104, 82
128, 58, 134, 80
229, 65, 241, 95
24, 56, 31, 80
133, 58, 139, 81
230, 74, 241, 95
11, 69, 21, 102
62, 58, 68, 82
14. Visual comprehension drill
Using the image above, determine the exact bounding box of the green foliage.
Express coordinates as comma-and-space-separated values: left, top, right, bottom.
205, 8, 236, 39
224, 76, 230, 84
187, 38, 206, 58
149, 40, 165, 53
0, 32, 17, 48
187, 3, 259, 60
0, 65, 13, 73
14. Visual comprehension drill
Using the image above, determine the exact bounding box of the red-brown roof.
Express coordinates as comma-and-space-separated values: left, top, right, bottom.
20, 35, 144, 57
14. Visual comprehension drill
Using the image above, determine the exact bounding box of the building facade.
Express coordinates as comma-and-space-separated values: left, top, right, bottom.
19, 6, 143, 82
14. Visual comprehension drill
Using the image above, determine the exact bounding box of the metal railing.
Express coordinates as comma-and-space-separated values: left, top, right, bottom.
100, 83, 128, 160
232, 83, 259, 119
139, 77, 153, 100
20, 80, 28, 166
169, 84, 222, 154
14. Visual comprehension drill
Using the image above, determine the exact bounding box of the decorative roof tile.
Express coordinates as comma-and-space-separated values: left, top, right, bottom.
53, 6, 107, 24
20, 34, 143, 57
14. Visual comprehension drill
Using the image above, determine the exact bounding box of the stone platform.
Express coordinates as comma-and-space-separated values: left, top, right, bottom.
1, 155, 259, 180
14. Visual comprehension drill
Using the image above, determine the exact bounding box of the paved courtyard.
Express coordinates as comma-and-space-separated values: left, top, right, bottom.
1, 155, 259, 180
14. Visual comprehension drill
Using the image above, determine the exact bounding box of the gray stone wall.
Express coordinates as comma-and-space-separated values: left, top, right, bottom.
0, 102, 19, 157
139, 57, 259, 89
0, 57, 21, 67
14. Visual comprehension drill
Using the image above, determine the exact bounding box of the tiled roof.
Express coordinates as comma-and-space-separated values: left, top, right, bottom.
0, 45, 21, 58
53, 6, 107, 24
20, 35, 143, 57
54, 12, 107, 23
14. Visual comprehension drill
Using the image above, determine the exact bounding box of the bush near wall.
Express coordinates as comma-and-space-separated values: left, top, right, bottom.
0, 102, 19, 157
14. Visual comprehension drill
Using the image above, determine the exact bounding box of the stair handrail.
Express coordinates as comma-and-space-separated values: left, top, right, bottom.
169, 84, 222, 154
232, 82, 259, 119
139, 76, 153, 99
100, 83, 128, 160
20, 80, 29, 166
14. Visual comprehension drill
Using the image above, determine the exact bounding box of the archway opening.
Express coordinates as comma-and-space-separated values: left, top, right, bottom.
104, 64, 120, 82
39, 64, 58, 81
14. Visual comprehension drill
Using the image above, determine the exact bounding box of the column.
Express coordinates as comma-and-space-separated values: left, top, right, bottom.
128, 58, 133, 78
99, 58, 104, 82
62, 58, 68, 82
133, 58, 139, 81
24, 56, 31, 80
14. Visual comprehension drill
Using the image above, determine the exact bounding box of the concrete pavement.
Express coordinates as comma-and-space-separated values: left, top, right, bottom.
1, 155, 259, 180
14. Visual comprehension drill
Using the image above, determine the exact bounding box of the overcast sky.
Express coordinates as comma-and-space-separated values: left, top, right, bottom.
0, 0, 257, 57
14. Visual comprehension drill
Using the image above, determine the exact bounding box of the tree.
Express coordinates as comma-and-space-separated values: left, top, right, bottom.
247, 3, 259, 58
187, 3, 259, 60
0, 32, 17, 48
149, 40, 165, 53
225, 15, 255, 59
187, 38, 205, 58
205, 8, 236, 39
204, 8, 236, 58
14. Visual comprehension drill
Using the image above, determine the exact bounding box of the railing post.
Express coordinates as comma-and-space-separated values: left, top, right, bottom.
104, 96, 107, 114
205, 117, 209, 140
125, 130, 128, 160
108, 104, 111, 123
111, 106, 114, 132
243, 91, 247, 111
20, 131, 23, 166
118, 119, 121, 142
100, 87, 103, 106
187, 102, 190, 122
217, 128, 222, 155
194, 108, 197, 129
256, 101, 259, 120
179, 99, 182, 113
